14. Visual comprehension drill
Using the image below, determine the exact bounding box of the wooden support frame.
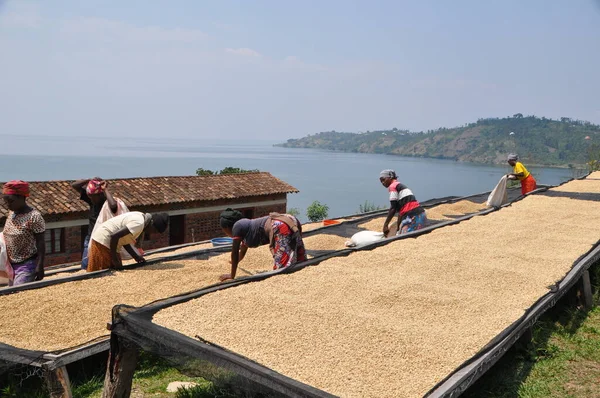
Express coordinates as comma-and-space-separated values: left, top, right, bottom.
102, 334, 139, 398
44, 365, 72, 398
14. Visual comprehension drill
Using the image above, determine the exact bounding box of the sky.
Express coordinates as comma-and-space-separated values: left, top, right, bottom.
1, 0, 599, 140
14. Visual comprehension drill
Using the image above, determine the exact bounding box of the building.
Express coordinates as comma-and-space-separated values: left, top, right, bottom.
0, 173, 298, 266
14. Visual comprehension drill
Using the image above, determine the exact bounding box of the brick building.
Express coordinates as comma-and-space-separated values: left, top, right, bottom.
0, 173, 298, 266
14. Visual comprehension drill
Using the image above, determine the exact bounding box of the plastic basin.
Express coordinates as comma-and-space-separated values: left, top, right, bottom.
211, 237, 233, 247
323, 219, 341, 226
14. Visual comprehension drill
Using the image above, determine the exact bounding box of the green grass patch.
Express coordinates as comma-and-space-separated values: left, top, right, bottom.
464, 305, 600, 398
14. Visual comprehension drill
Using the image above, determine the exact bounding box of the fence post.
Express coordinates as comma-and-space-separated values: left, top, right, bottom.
102, 333, 139, 398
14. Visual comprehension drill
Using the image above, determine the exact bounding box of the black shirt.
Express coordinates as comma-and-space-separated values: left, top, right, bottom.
80, 190, 106, 238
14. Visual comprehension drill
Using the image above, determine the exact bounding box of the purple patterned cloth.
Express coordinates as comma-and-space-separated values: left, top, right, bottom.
9, 258, 37, 286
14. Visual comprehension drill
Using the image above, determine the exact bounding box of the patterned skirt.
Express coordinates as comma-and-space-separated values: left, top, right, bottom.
87, 240, 113, 272
271, 216, 307, 269
398, 212, 428, 235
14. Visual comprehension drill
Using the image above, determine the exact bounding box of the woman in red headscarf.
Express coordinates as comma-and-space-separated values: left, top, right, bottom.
71, 177, 118, 269
2, 180, 46, 286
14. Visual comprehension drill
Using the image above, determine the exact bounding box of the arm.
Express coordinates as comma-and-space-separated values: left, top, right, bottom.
34, 233, 46, 281
238, 244, 248, 262
109, 227, 132, 269
99, 181, 118, 214
220, 239, 242, 281
124, 244, 144, 263
382, 201, 399, 237
71, 179, 90, 193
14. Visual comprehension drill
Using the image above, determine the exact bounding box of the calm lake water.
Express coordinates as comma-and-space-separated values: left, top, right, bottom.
0, 135, 574, 221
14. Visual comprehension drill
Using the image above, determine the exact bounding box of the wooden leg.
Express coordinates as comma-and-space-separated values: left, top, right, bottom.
582, 269, 594, 310
102, 334, 139, 398
44, 366, 73, 398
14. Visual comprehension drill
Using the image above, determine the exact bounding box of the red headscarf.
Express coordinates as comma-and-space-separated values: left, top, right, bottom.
2, 180, 30, 197
86, 179, 105, 195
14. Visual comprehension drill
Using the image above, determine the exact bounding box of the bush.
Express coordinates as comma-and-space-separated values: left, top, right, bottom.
358, 201, 383, 213
287, 208, 300, 217
306, 201, 329, 222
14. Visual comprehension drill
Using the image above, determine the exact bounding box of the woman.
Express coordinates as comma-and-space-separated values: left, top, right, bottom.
379, 169, 427, 236
71, 177, 118, 270
507, 154, 537, 195
2, 180, 46, 286
87, 211, 169, 272
218, 209, 307, 281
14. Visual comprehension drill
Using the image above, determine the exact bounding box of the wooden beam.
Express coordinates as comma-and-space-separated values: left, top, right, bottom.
582, 269, 594, 310
102, 334, 139, 398
44, 365, 72, 398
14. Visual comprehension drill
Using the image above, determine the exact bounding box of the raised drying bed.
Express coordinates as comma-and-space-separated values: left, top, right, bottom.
103, 176, 599, 398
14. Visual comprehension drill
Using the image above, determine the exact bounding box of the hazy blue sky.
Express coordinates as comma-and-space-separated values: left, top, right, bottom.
1, 0, 599, 139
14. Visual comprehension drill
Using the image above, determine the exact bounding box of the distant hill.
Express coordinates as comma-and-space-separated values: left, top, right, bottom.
277, 115, 600, 166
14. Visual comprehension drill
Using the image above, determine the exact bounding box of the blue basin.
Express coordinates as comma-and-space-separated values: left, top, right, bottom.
211, 237, 233, 247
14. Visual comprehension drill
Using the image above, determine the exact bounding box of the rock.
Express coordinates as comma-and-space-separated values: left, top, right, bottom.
166, 381, 199, 393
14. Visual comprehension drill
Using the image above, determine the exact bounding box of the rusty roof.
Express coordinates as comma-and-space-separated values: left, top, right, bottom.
0, 173, 298, 218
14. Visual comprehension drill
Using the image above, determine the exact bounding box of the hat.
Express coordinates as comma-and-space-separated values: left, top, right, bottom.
379, 169, 396, 179
86, 179, 105, 195
2, 180, 30, 197
151, 213, 169, 233
507, 153, 519, 161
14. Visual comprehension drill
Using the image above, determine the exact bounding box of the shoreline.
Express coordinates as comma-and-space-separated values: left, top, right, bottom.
274, 144, 588, 170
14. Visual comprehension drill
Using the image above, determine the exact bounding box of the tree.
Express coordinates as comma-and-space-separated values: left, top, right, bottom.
195, 168, 214, 176
287, 208, 300, 217
218, 167, 259, 175
195, 167, 259, 176
306, 201, 329, 222
513, 113, 523, 119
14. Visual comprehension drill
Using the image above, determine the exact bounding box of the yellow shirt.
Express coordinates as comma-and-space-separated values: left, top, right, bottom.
513, 162, 530, 181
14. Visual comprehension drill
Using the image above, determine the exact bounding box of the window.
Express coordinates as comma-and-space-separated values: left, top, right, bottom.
45, 228, 65, 254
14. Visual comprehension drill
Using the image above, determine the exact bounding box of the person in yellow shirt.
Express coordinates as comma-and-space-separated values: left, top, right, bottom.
507, 154, 537, 195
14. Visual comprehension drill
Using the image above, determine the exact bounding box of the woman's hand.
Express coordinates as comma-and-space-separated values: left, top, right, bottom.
382, 224, 390, 237
219, 273, 233, 282
34, 265, 44, 281
111, 255, 123, 269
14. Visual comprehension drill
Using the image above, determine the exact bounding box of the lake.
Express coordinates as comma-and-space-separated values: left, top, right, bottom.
0, 134, 575, 221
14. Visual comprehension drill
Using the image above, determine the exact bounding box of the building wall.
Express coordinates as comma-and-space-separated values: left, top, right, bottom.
45, 225, 84, 266
42, 196, 289, 267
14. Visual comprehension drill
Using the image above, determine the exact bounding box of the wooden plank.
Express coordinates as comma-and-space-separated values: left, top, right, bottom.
44, 339, 111, 370
44, 365, 73, 398
582, 269, 594, 310
102, 334, 139, 398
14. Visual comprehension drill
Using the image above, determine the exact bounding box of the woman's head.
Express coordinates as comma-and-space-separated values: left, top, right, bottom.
2, 180, 29, 211
379, 169, 397, 188
219, 208, 243, 236
507, 153, 518, 167
150, 213, 169, 233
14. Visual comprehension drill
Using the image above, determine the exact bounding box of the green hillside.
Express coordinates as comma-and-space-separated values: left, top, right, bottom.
277, 115, 600, 166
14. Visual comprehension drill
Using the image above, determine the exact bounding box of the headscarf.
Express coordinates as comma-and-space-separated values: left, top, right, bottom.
379, 169, 397, 179
507, 153, 519, 161
151, 213, 169, 233
220, 208, 244, 229
2, 180, 30, 197
86, 179, 105, 195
